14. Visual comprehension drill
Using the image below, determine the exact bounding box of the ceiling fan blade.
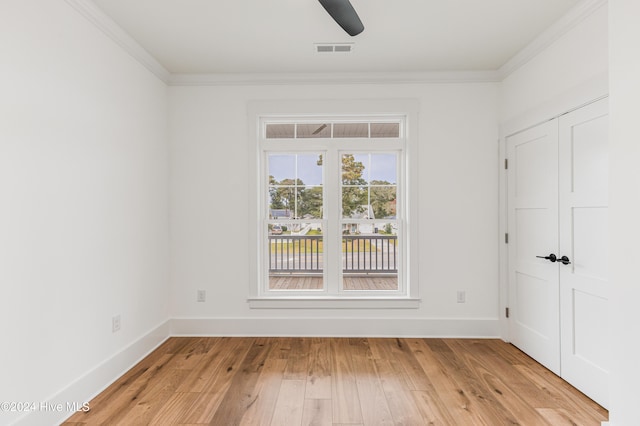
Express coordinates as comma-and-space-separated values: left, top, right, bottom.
318, 0, 364, 36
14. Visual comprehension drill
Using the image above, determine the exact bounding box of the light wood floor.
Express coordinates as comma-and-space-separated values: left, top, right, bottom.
270, 276, 397, 290
63, 337, 607, 425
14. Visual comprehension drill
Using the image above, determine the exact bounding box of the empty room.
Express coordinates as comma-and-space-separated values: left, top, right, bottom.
2, 0, 639, 425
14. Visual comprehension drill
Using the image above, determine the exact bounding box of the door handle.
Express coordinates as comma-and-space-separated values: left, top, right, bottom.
558, 255, 571, 265
536, 254, 557, 262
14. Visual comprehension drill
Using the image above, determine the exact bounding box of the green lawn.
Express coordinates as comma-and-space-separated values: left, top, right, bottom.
271, 239, 324, 254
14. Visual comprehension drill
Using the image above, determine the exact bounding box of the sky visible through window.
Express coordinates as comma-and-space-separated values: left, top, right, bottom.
269, 154, 322, 185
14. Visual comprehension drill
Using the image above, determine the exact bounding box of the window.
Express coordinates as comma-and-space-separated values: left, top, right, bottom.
248, 101, 419, 308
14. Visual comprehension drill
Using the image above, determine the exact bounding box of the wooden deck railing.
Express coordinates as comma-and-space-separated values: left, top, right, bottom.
342, 235, 397, 273
269, 235, 323, 273
269, 234, 397, 274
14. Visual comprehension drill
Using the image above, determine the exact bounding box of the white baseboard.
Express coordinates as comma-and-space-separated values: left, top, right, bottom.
170, 317, 500, 338
13, 320, 171, 426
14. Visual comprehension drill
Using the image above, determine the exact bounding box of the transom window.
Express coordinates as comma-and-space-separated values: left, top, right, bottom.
265, 122, 400, 139
258, 118, 407, 298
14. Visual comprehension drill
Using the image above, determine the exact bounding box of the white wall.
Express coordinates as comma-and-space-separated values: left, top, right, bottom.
0, 1, 170, 424
168, 82, 500, 335
499, 3, 608, 124
609, 1, 640, 424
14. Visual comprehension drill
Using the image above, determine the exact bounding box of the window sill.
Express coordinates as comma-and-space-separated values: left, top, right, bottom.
247, 297, 421, 309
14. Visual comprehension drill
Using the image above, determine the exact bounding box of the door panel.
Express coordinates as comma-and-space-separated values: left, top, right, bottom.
573, 289, 608, 368
573, 207, 608, 280
559, 98, 609, 408
507, 120, 560, 375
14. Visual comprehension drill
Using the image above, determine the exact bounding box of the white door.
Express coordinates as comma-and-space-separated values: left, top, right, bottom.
507, 119, 560, 375
559, 98, 609, 408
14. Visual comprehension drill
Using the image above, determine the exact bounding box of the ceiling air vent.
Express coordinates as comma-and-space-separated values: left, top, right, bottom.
315, 43, 353, 53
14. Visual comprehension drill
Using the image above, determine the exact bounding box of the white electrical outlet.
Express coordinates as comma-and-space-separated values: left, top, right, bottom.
112, 315, 121, 333
457, 291, 466, 303
197, 289, 206, 302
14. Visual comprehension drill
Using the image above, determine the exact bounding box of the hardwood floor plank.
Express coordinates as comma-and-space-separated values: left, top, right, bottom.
180, 339, 268, 425
301, 399, 332, 426
283, 337, 311, 380
269, 379, 306, 426
305, 340, 332, 399
239, 358, 287, 426
351, 353, 394, 426
374, 359, 425, 425
63, 345, 170, 422
466, 340, 605, 425
431, 339, 550, 425
61, 338, 608, 426
374, 338, 457, 424
450, 340, 562, 418
180, 338, 278, 426
405, 338, 490, 425
330, 338, 364, 424
110, 366, 193, 425
515, 364, 606, 425
178, 392, 224, 425
177, 337, 253, 394
172, 337, 227, 393
537, 407, 588, 425
178, 339, 256, 424
148, 392, 201, 425
66, 353, 181, 424
411, 390, 453, 425
368, 338, 431, 391
208, 339, 274, 425
451, 339, 555, 407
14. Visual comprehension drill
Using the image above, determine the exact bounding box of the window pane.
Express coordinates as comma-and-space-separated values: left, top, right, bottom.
370, 185, 397, 219
269, 154, 323, 219
334, 123, 368, 138
266, 124, 295, 138
268, 222, 324, 290
342, 222, 398, 291
297, 123, 330, 138
341, 153, 368, 185
370, 123, 400, 138
342, 153, 397, 219
297, 154, 323, 186
298, 186, 323, 219
269, 154, 295, 182
342, 187, 368, 219
268, 183, 296, 217
369, 153, 397, 185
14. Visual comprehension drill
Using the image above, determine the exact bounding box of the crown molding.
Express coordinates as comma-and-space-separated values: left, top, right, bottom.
64, 0, 170, 83
498, 0, 607, 79
167, 71, 501, 86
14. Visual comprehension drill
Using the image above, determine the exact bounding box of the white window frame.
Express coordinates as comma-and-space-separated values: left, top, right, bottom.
247, 100, 420, 309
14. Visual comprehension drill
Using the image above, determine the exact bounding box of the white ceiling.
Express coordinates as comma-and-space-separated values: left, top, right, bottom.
91, 0, 582, 75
